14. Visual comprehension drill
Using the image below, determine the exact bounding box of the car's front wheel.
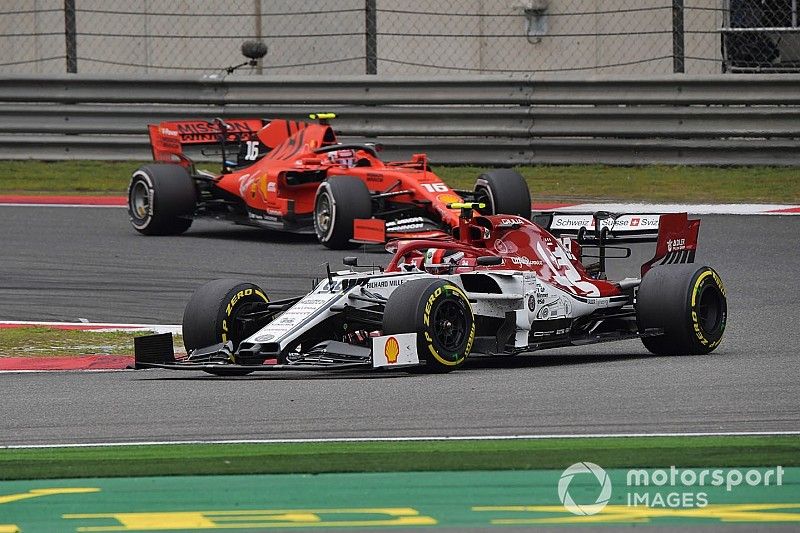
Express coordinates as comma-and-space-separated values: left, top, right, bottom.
182, 279, 270, 375
382, 278, 475, 373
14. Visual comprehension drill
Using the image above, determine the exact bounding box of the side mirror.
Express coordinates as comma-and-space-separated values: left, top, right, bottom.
343, 256, 359, 267
477, 256, 503, 266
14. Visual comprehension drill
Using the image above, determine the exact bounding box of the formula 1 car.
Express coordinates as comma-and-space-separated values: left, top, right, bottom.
134, 204, 728, 375
127, 114, 531, 248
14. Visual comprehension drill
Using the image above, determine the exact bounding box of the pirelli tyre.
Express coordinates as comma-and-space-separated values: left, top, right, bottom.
128, 164, 196, 235
636, 264, 727, 355
182, 279, 270, 375
314, 176, 372, 249
474, 169, 531, 220
383, 278, 475, 373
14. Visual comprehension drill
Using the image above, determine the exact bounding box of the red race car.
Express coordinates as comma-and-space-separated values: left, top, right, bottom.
127, 114, 531, 248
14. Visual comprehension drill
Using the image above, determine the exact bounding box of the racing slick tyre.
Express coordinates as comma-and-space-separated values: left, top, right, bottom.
128, 164, 196, 235
474, 169, 531, 220
182, 279, 270, 376
636, 264, 727, 356
314, 176, 372, 249
382, 278, 475, 373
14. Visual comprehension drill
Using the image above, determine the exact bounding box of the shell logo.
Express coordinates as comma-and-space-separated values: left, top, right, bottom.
384, 336, 400, 364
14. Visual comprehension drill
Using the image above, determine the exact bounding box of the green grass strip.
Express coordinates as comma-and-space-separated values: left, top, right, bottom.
2, 160, 799, 203
0, 327, 183, 358
1, 435, 797, 481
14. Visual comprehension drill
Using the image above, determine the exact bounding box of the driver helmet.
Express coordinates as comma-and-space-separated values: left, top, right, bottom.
423, 248, 465, 274
327, 149, 356, 168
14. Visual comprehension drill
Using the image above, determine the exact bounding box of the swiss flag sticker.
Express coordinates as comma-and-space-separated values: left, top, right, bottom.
630, 217, 640, 227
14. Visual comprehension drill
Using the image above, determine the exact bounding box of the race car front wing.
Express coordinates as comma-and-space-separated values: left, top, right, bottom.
133, 332, 421, 372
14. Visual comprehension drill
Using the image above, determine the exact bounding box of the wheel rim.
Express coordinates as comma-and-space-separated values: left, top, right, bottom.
474, 186, 494, 215
130, 180, 151, 221
315, 192, 333, 238
432, 298, 468, 356
695, 283, 724, 335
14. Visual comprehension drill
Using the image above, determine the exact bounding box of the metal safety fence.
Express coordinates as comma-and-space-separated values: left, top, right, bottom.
1, 74, 799, 166
2, 1, 799, 76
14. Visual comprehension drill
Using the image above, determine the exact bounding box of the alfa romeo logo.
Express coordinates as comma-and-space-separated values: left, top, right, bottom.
558, 462, 612, 515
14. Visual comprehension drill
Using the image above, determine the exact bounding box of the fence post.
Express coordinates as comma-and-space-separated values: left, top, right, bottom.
672, 0, 685, 73
365, 0, 377, 74
254, 0, 263, 74
64, 0, 78, 73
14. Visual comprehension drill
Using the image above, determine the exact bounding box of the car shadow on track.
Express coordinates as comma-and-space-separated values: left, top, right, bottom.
463, 350, 657, 370
133, 351, 660, 381
132, 370, 409, 382
183, 227, 319, 244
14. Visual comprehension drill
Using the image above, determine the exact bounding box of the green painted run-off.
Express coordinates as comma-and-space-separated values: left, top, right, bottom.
1, 468, 799, 531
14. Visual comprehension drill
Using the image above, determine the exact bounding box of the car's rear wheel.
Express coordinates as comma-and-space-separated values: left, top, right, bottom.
636, 264, 727, 355
382, 278, 475, 373
183, 279, 270, 375
474, 169, 531, 219
128, 164, 196, 235
314, 176, 372, 249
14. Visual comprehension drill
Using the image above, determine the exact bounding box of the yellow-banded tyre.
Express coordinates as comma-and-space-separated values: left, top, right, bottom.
383, 278, 475, 373
636, 265, 727, 355
182, 279, 270, 375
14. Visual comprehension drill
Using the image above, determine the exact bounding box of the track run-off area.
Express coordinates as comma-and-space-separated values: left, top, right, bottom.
1, 201, 799, 531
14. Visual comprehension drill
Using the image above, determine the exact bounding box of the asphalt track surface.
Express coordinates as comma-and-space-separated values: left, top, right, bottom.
0, 206, 798, 445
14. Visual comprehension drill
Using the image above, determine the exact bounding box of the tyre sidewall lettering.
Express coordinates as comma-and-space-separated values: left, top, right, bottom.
449, 285, 475, 358
421, 284, 474, 366
219, 287, 268, 347
423, 287, 443, 327
689, 269, 726, 348
226, 288, 254, 315
465, 322, 475, 355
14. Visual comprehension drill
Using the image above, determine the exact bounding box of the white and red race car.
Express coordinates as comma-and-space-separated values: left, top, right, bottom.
134, 204, 727, 374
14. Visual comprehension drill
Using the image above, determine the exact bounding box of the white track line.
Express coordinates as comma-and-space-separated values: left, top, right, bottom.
0, 203, 124, 208
0, 320, 180, 334
2, 431, 798, 449
2, 201, 799, 214
551, 202, 800, 215
0, 369, 128, 374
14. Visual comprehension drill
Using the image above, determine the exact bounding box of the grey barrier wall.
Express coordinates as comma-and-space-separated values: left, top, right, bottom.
1, 74, 799, 165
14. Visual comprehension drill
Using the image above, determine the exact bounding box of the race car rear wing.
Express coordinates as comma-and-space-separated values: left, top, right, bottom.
148, 118, 266, 165
536, 212, 662, 243
536, 211, 700, 276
